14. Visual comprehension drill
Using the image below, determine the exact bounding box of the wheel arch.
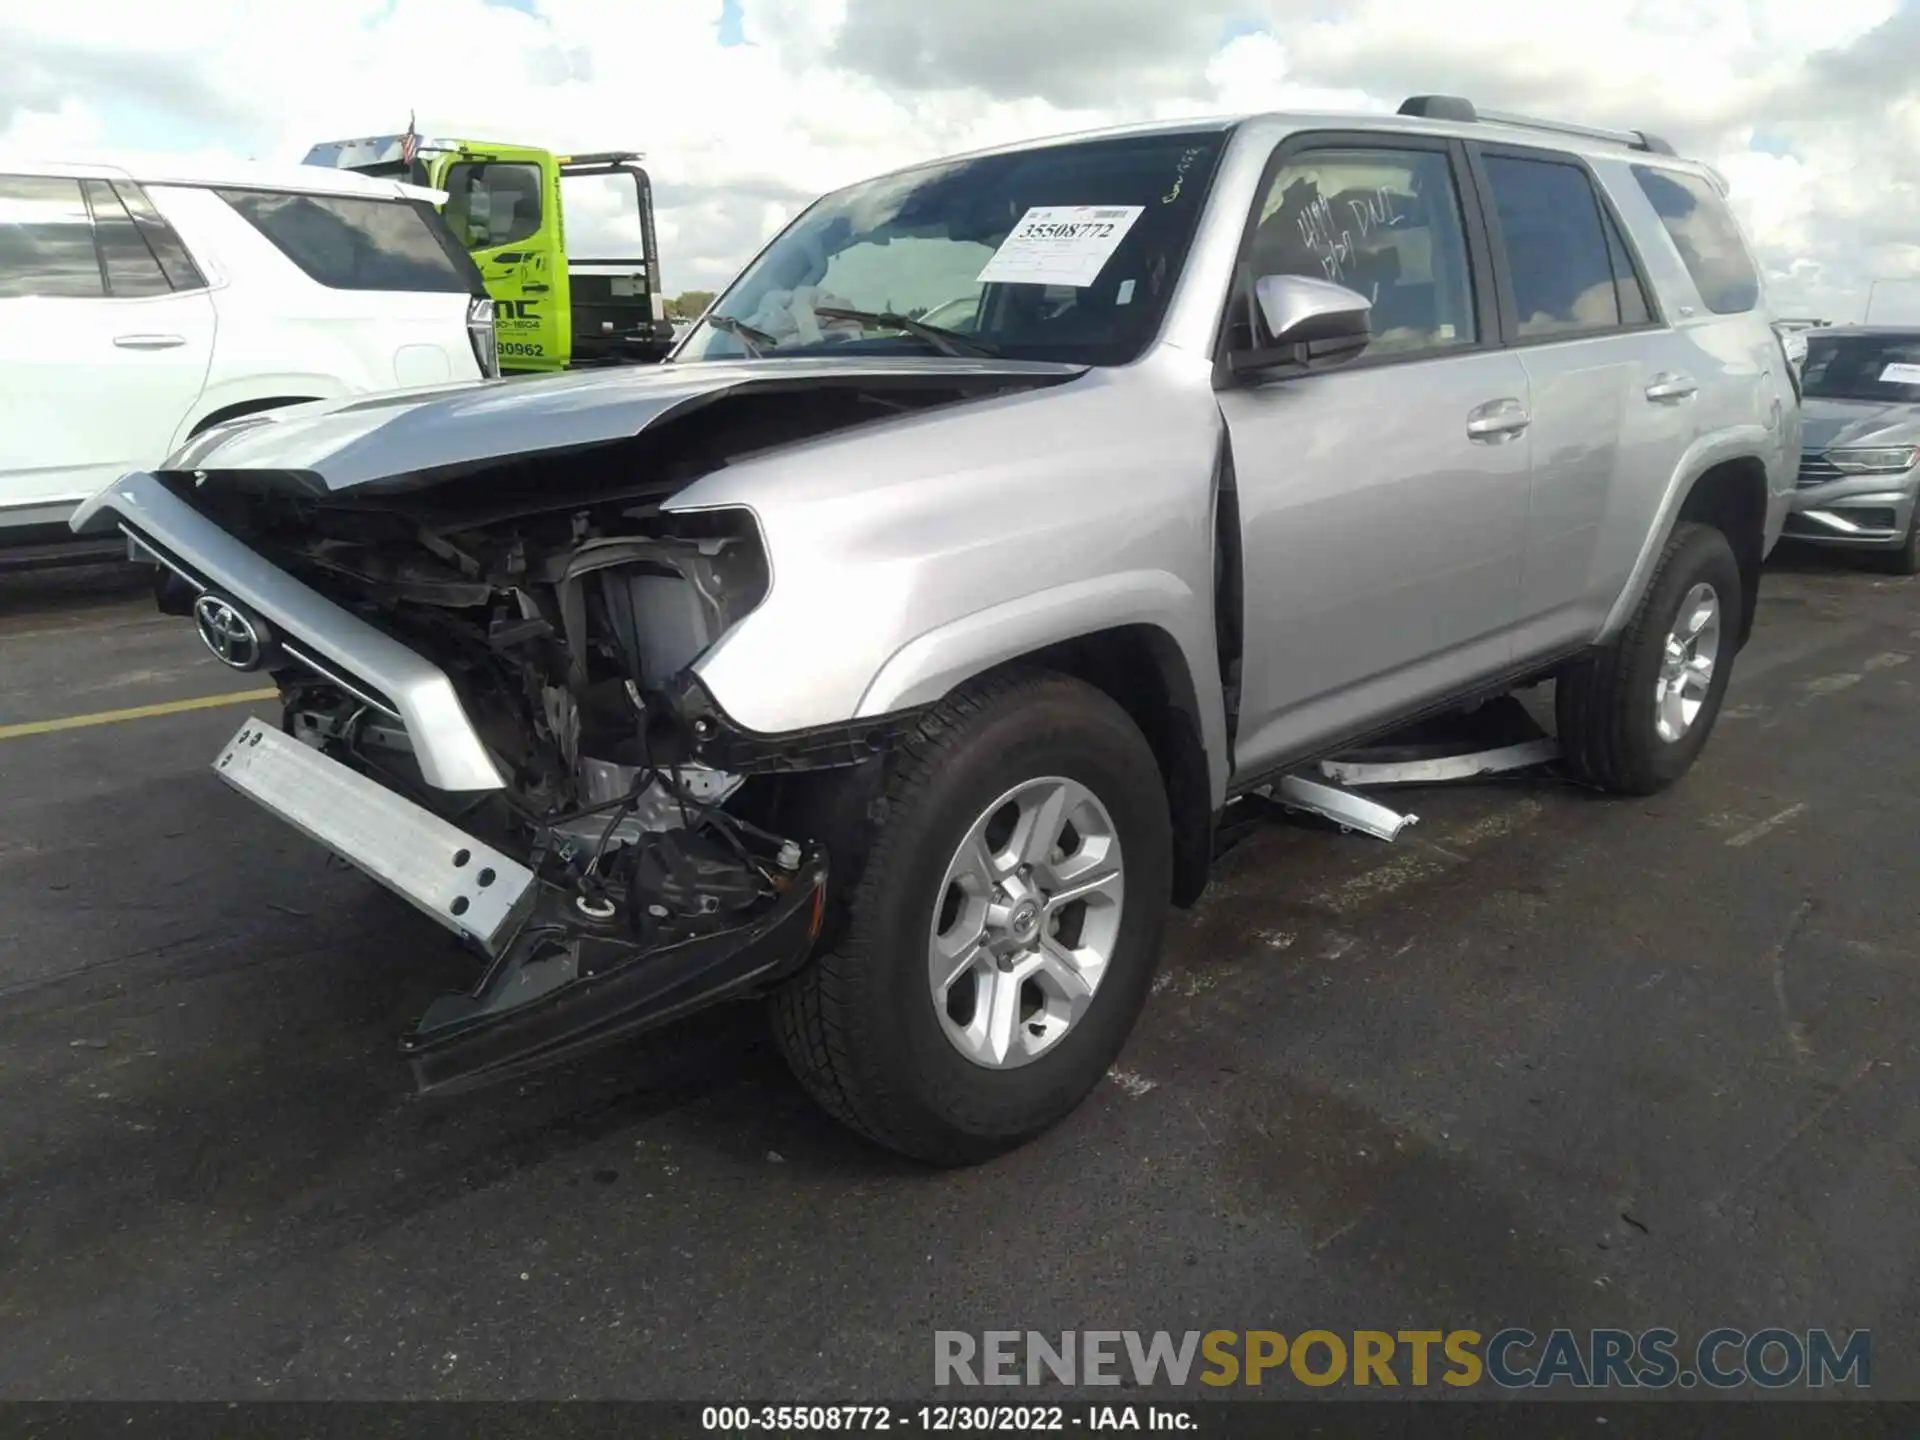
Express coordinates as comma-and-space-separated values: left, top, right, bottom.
186, 394, 324, 439
1674, 457, 1769, 648
1601, 438, 1775, 651
963, 623, 1218, 909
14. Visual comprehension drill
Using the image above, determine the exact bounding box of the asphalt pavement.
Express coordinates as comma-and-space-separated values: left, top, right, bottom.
0, 549, 1915, 1400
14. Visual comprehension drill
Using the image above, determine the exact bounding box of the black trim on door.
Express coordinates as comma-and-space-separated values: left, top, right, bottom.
1211, 129, 1506, 388
1464, 139, 1670, 348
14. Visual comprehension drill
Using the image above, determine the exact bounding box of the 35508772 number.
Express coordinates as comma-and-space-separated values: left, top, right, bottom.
700, 1405, 1070, 1430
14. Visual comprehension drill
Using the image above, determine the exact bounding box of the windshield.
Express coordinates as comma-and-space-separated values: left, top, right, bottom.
1803, 333, 1920, 404
676, 130, 1228, 367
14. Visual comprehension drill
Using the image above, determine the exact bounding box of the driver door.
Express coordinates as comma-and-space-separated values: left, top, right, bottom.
436, 149, 569, 372
1216, 135, 1533, 781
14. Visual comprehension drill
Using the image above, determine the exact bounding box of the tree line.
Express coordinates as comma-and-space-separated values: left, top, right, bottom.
664, 291, 716, 320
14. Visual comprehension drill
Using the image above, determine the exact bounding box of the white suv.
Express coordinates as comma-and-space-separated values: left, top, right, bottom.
0, 154, 497, 545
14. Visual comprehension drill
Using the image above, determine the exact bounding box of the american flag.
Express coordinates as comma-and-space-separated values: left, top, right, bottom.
400, 112, 420, 166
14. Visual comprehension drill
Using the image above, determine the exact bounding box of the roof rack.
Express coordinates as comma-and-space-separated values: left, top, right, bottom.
1397, 95, 1677, 157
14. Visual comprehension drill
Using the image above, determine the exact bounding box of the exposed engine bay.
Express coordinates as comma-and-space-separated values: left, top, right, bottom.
154, 381, 1018, 1089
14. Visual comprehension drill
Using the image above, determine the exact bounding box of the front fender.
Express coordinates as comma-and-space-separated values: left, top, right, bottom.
856, 571, 1229, 804
673, 355, 1229, 794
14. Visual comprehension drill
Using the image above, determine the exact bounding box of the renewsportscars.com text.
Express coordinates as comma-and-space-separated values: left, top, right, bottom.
934, 1328, 1870, 1390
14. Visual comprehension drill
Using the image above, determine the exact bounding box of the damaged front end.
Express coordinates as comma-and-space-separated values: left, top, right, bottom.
163, 471, 847, 1094
79, 365, 1085, 1093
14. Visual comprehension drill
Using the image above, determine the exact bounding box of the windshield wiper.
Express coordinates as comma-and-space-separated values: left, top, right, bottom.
812, 306, 1001, 359
706, 314, 779, 356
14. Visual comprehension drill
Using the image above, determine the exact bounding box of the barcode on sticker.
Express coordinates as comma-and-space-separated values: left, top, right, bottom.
1087, 208, 1130, 219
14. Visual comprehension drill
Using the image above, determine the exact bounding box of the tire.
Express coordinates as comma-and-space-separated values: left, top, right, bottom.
770, 670, 1173, 1166
1556, 521, 1743, 796
1871, 512, 1920, 576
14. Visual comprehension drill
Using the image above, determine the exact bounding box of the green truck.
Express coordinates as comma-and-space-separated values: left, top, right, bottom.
302, 133, 676, 373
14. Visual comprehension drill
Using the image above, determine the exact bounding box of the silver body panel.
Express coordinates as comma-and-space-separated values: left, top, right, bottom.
214, 717, 534, 952
146, 356, 1087, 490
77, 108, 1797, 814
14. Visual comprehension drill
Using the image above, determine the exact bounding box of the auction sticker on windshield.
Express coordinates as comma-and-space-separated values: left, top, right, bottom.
1880, 362, 1920, 384
978, 205, 1145, 288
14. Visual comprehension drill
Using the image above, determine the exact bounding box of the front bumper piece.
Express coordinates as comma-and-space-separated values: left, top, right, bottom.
214, 717, 828, 1093
1785, 465, 1917, 548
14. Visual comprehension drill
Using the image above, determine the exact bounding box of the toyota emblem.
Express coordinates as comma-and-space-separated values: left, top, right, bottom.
193, 595, 264, 671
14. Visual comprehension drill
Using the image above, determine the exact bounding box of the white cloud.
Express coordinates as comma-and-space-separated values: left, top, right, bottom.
3, 0, 1917, 318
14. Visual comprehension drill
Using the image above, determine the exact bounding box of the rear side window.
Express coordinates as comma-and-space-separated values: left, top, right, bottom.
216, 188, 478, 293
113, 182, 206, 291
0, 175, 104, 298
1632, 166, 1759, 315
81, 180, 171, 297
1481, 154, 1622, 339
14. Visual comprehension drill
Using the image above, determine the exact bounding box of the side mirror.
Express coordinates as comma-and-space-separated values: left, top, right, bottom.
1230, 274, 1372, 379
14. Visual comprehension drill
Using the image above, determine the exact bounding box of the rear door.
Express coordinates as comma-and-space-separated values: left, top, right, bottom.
0, 173, 213, 528
559, 160, 670, 363
436, 147, 569, 371
1217, 134, 1534, 780
1467, 145, 1697, 654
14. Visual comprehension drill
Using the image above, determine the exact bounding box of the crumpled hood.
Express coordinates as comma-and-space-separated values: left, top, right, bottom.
158, 356, 1088, 493
1799, 396, 1920, 452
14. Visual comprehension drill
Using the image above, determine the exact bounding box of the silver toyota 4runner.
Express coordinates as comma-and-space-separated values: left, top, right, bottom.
76, 95, 1799, 1165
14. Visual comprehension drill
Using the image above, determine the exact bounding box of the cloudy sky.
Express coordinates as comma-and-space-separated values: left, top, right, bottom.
5, 0, 1919, 320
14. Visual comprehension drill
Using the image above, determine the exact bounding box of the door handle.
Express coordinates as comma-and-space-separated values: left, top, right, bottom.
113, 334, 186, 350
1466, 397, 1530, 442
1645, 372, 1698, 402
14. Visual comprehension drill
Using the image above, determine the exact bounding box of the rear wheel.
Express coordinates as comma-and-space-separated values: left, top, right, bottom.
1556, 521, 1743, 796
770, 671, 1172, 1166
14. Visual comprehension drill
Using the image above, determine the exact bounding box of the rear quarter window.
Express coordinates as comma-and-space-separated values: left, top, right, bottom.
1631, 166, 1760, 315
215, 188, 481, 294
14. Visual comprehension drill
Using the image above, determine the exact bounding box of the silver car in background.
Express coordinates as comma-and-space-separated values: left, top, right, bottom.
1785, 327, 1920, 573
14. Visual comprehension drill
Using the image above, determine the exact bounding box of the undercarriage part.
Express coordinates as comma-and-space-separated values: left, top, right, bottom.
403, 847, 828, 1094
549, 759, 744, 857
620, 826, 768, 941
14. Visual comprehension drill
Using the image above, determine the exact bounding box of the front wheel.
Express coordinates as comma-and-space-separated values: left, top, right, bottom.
770, 671, 1173, 1166
1872, 510, 1920, 576
1556, 521, 1744, 796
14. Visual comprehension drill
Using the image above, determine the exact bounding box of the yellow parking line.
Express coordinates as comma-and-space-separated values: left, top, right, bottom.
0, 688, 277, 742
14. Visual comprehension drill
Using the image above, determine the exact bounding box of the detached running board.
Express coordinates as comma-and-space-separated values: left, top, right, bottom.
1320, 737, 1559, 787
1230, 695, 1563, 846
1266, 774, 1420, 842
